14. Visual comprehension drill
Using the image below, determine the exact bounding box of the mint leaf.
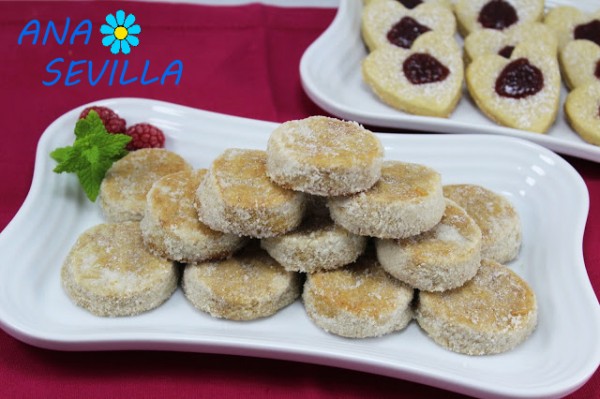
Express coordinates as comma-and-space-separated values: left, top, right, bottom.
50, 110, 132, 202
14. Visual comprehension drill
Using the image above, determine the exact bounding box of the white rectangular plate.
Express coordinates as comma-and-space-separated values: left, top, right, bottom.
300, 0, 600, 163
0, 98, 598, 399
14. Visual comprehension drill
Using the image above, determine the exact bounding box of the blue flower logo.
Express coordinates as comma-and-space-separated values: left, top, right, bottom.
100, 10, 140, 55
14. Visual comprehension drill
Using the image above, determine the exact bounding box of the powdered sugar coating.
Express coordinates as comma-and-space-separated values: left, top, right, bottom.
565, 81, 600, 146
560, 40, 600, 90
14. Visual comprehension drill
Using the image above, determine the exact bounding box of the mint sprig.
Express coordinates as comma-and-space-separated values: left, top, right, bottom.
50, 110, 131, 202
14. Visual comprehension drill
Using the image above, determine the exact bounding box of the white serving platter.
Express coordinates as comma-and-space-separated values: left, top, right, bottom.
300, 0, 600, 163
0, 98, 598, 399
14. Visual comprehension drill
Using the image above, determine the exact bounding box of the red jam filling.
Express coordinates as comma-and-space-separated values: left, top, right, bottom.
387, 17, 431, 49
403, 53, 450, 85
478, 0, 518, 30
495, 58, 544, 99
574, 20, 600, 47
498, 45, 515, 59
595, 60, 600, 80
397, 0, 423, 9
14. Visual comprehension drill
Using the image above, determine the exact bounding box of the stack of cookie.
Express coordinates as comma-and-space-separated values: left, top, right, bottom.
60, 115, 537, 356
360, 0, 600, 143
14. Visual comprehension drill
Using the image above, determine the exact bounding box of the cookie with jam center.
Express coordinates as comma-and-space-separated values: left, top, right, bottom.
362, 31, 463, 117
544, 6, 600, 50
361, 0, 456, 52
463, 22, 557, 64
560, 40, 600, 90
466, 41, 561, 133
454, 0, 544, 37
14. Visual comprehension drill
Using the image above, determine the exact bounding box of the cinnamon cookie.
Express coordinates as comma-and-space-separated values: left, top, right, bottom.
196, 149, 306, 238
466, 41, 561, 133
99, 149, 192, 222
361, 0, 456, 52
376, 199, 482, 292
362, 31, 464, 118
416, 259, 537, 355
443, 184, 521, 263
141, 169, 246, 263
454, 0, 544, 37
303, 251, 414, 338
266, 116, 384, 196
328, 161, 445, 239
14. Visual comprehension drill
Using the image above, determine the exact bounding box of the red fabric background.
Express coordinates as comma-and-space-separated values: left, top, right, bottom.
0, 1, 597, 398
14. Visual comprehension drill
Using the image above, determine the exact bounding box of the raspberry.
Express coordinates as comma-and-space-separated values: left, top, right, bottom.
125, 123, 166, 150
79, 106, 126, 134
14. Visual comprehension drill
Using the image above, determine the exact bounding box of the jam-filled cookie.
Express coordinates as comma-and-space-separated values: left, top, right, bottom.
464, 22, 557, 64
565, 81, 600, 146
454, 0, 544, 37
545, 6, 600, 50
560, 40, 600, 90
362, 31, 464, 118
466, 41, 561, 133
361, 0, 456, 52
363, 0, 451, 10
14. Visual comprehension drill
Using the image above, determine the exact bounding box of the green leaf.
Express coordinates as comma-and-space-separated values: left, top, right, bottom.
49, 109, 132, 202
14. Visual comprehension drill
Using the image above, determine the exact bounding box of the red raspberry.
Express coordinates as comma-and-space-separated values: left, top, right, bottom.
125, 123, 166, 151
79, 106, 126, 134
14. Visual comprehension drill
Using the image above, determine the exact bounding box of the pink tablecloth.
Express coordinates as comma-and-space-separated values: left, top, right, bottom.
0, 1, 598, 398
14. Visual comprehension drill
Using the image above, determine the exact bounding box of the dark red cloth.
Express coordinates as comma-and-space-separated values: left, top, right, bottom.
0, 2, 597, 398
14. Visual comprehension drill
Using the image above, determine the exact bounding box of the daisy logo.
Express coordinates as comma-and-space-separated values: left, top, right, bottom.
101, 10, 140, 55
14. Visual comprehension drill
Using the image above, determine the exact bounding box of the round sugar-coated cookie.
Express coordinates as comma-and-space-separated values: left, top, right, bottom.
376, 199, 482, 292
416, 259, 537, 355
61, 222, 178, 317
196, 149, 306, 238
443, 184, 521, 263
266, 116, 384, 196
328, 160, 445, 239
99, 149, 192, 222
141, 169, 246, 263
182, 244, 302, 321
261, 210, 367, 273
303, 251, 414, 338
